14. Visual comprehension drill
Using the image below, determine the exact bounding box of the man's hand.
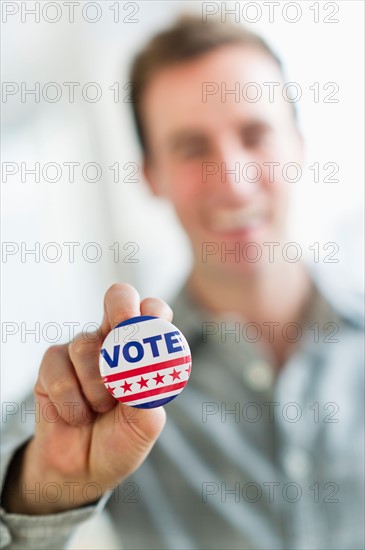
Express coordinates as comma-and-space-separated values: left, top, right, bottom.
3, 283, 171, 515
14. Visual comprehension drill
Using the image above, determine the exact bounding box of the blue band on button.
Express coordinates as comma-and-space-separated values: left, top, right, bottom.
133, 395, 178, 408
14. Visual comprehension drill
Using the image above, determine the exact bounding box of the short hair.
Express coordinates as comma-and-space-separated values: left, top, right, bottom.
129, 14, 284, 156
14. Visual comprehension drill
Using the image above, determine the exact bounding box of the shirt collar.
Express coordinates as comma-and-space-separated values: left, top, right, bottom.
171, 273, 347, 358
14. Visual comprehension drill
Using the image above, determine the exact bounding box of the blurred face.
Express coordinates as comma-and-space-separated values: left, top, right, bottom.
142, 45, 303, 277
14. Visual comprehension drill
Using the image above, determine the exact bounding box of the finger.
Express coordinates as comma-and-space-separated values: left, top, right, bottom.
70, 283, 141, 413
69, 330, 116, 413
35, 345, 94, 426
101, 283, 141, 334
140, 297, 173, 322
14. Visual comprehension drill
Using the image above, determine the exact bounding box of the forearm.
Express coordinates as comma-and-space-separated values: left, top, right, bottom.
0, 401, 110, 549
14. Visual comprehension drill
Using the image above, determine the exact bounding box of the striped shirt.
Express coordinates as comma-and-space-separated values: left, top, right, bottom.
1, 276, 364, 549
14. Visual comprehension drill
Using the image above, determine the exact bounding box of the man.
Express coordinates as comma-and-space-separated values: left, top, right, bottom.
1, 15, 363, 550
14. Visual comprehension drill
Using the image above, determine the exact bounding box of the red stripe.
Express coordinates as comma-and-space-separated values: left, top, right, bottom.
102, 355, 191, 383
120, 381, 187, 403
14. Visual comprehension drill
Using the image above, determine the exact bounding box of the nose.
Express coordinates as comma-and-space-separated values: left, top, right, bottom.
216, 145, 261, 200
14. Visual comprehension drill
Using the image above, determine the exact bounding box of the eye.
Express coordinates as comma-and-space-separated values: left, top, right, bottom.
181, 143, 208, 158
242, 124, 269, 148
176, 138, 209, 159
170, 133, 211, 160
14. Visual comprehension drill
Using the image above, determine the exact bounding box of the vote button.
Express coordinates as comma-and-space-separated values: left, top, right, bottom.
99, 316, 192, 408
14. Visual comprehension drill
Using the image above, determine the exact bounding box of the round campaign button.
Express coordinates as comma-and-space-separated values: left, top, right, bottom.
99, 316, 192, 408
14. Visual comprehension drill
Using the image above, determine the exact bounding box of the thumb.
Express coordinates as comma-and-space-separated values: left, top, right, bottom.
91, 401, 166, 484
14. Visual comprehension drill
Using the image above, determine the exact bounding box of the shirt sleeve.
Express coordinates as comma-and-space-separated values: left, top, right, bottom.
0, 394, 111, 550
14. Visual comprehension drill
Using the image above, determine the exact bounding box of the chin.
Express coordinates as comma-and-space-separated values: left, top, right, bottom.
218, 258, 268, 279
198, 227, 271, 264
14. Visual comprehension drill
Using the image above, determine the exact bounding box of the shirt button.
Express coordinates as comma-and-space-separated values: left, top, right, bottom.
282, 449, 312, 479
243, 359, 274, 391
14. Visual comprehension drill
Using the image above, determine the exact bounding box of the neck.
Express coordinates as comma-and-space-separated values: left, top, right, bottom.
188, 260, 312, 334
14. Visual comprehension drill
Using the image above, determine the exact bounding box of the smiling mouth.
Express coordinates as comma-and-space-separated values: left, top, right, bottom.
207, 208, 267, 233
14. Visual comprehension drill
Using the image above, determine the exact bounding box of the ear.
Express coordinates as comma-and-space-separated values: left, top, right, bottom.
143, 157, 161, 197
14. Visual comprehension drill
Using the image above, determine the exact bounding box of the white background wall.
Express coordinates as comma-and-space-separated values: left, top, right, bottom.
2, 0, 364, 403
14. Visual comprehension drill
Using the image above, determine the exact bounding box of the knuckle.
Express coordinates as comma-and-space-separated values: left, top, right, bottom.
33, 377, 42, 396
111, 308, 138, 325
85, 382, 114, 408
48, 377, 74, 400
69, 333, 99, 362
43, 344, 64, 362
